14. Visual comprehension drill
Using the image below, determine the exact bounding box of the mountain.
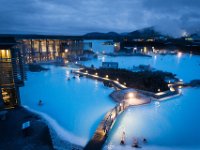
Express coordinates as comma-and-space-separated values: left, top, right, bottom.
106, 32, 120, 37
84, 32, 120, 39
83, 27, 167, 40
84, 32, 105, 37
126, 27, 164, 39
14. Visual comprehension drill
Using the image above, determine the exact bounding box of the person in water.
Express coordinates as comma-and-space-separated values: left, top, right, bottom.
143, 138, 147, 143
38, 100, 43, 106
120, 131, 126, 145
132, 138, 139, 148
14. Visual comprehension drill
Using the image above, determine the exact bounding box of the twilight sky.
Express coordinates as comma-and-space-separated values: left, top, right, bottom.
0, 0, 200, 36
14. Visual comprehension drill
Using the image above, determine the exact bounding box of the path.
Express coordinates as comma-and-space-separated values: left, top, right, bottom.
74, 69, 181, 150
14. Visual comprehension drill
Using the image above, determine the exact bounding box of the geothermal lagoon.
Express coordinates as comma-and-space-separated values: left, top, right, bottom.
20, 40, 200, 149
20, 66, 116, 146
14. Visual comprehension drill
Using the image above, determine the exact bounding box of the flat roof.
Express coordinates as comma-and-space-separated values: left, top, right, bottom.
0, 34, 83, 40
0, 37, 17, 48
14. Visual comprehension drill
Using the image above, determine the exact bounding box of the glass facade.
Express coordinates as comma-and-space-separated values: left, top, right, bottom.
18, 37, 83, 63
0, 36, 83, 108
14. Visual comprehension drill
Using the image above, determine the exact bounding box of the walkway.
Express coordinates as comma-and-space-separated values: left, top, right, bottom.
74, 70, 181, 101
74, 70, 150, 149
74, 70, 127, 90
84, 101, 129, 150
84, 96, 151, 150
74, 69, 181, 150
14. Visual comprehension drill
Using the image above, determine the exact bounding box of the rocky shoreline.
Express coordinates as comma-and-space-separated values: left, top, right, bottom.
0, 106, 54, 150
0, 106, 83, 150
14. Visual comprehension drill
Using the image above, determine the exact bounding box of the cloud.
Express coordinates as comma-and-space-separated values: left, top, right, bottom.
142, 0, 200, 36
0, 0, 199, 36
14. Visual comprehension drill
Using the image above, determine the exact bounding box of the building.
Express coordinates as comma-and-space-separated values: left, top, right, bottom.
102, 62, 118, 69
185, 34, 200, 42
0, 34, 84, 108
0, 37, 26, 109
14, 35, 84, 63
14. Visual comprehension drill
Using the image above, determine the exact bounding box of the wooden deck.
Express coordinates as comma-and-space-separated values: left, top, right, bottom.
84, 103, 127, 150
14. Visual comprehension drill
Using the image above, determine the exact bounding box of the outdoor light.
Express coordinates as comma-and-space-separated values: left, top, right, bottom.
128, 93, 134, 98
116, 78, 119, 81
124, 82, 126, 85
158, 89, 161, 92
65, 49, 68, 53
95, 73, 98, 76
106, 75, 109, 78
111, 112, 116, 120
178, 86, 182, 89
102, 56, 105, 62
86, 70, 88, 73
66, 70, 70, 76
177, 52, 182, 58
170, 87, 175, 92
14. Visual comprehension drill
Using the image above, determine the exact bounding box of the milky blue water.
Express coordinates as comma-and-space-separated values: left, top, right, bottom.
81, 42, 200, 149
20, 40, 200, 149
103, 88, 200, 150
84, 40, 114, 53
20, 66, 116, 146
81, 53, 200, 82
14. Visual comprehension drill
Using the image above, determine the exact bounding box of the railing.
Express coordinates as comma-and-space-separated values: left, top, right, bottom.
84, 101, 131, 150
78, 69, 181, 150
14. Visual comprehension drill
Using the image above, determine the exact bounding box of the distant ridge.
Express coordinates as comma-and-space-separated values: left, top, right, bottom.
0, 27, 199, 40
84, 27, 169, 39
84, 32, 120, 39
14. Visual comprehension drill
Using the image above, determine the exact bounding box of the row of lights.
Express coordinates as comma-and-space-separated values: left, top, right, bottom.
84, 70, 128, 86
84, 70, 180, 93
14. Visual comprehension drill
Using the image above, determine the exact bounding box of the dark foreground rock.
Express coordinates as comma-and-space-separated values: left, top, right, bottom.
0, 107, 54, 150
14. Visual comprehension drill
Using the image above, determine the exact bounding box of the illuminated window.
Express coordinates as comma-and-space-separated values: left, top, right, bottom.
0, 49, 11, 59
